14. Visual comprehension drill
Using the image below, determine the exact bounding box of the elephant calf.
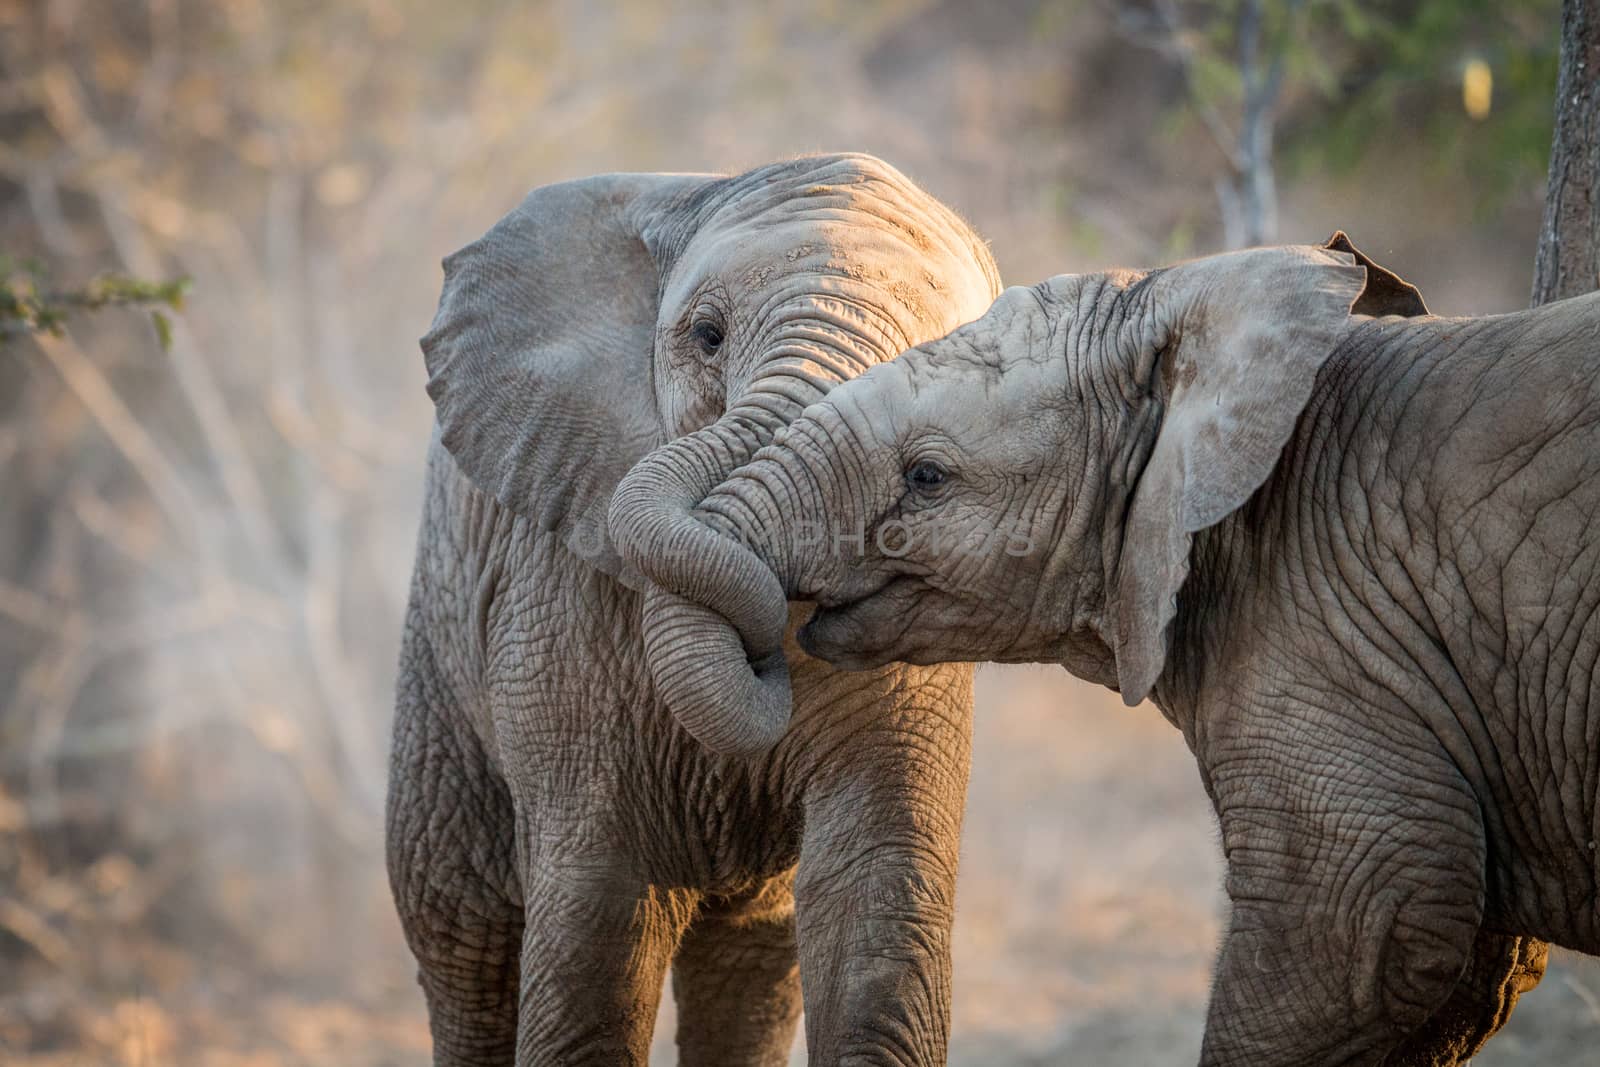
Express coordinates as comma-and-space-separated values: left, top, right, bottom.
389, 154, 1000, 1065
645, 236, 1594, 1066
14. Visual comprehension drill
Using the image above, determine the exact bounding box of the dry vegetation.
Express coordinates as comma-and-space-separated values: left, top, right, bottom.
0, 1, 1595, 1063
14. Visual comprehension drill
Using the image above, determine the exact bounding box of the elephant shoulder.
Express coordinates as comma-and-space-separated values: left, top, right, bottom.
416, 429, 647, 693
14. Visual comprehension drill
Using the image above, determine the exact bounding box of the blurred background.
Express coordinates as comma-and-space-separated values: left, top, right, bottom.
2, 0, 1596, 1063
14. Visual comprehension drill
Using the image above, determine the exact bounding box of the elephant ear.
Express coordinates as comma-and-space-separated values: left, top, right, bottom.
1112, 245, 1369, 705
1323, 231, 1429, 317
421, 173, 719, 578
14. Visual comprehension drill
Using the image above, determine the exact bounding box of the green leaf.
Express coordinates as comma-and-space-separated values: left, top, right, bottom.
151, 310, 174, 352
0, 260, 191, 340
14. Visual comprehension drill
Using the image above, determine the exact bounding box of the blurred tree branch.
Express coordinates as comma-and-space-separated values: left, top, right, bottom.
0, 262, 188, 347
1116, 0, 1301, 245
1110, 0, 1558, 249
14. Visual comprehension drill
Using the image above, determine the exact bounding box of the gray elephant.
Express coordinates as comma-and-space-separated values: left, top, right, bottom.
388, 154, 999, 1065
636, 236, 1583, 1065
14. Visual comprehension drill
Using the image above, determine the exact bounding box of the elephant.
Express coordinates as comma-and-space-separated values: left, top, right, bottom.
387, 153, 1001, 1065
633, 234, 1586, 1066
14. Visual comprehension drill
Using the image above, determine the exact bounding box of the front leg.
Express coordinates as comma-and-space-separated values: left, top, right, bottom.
515, 841, 696, 1065
388, 623, 522, 1067
672, 874, 802, 1066
1199, 694, 1488, 1067
791, 718, 971, 1065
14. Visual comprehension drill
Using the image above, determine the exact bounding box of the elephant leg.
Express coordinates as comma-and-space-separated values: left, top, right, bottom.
387, 633, 522, 1066
514, 844, 695, 1066
671, 874, 803, 1067
792, 765, 968, 1065
1384, 932, 1547, 1066
1199, 702, 1488, 1067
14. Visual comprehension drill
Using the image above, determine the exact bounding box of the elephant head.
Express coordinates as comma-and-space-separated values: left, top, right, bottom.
421, 154, 999, 755
651, 234, 1425, 714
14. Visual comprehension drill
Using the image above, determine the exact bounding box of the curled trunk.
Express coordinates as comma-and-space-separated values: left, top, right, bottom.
610, 368, 831, 755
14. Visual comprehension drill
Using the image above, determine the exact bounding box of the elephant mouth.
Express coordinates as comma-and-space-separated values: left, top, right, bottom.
796, 574, 920, 669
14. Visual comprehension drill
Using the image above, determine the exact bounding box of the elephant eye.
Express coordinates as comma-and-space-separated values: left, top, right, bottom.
691, 318, 725, 353
906, 459, 949, 493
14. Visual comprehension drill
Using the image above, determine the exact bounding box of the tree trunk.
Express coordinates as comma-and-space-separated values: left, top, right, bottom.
1532, 0, 1600, 305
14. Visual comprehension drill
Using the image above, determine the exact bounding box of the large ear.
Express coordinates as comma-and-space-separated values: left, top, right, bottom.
421, 172, 720, 577
1112, 245, 1368, 705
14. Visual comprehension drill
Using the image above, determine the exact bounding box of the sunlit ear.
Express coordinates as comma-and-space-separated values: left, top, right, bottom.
422, 172, 719, 579
1112, 245, 1368, 704
1323, 231, 1429, 317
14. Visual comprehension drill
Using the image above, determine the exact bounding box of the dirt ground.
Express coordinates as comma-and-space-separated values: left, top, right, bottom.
4, 665, 1597, 1065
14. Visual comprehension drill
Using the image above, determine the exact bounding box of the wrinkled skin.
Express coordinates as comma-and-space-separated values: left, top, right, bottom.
667, 237, 1593, 1065
389, 154, 999, 1065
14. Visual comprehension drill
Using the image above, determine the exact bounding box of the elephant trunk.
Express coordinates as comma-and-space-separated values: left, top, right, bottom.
609, 364, 833, 756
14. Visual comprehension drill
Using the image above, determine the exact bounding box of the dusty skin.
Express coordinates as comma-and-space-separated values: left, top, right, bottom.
653, 236, 1593, 1065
